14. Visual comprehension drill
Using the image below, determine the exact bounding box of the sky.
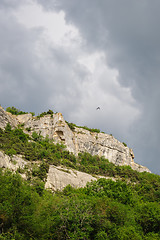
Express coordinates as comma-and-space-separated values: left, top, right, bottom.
0, 0, 160, 174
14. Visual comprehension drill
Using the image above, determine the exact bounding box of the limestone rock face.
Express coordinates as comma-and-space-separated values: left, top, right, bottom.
0, 107, 151, 173
72, 128, 133, 166
45, 166, 116, 191
45, 166, 97, 191
0, 151, 27, 172
20, 112, 76, 153
0, 106, 18, 129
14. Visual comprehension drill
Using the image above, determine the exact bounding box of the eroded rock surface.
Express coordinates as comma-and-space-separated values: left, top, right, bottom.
0, 107, 18, 129
45, 166, 117, 191
45, 166, 97, 191
0, 107, 151, 173
0, 151, 27, 173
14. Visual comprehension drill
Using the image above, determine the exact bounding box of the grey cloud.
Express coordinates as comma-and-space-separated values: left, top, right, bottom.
0, 0, 29, 9
52, 0, 160, 87
0, 7, 89, 118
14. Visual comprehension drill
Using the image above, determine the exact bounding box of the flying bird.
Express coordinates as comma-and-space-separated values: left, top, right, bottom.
96, 107, 100, 110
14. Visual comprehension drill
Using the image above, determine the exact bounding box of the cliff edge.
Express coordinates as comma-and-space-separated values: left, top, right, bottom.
0, 106, 150, 173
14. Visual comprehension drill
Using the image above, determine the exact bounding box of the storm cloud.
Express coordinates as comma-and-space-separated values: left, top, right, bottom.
0, 1, 89, 114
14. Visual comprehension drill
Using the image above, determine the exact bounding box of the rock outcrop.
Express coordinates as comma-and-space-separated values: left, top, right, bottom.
0, 106, 18, 129
45, 166, 98, 191
45, 166, 116, 191
0, 150, 116, 191
0, 106, 151, 173
0, 151, 27, 171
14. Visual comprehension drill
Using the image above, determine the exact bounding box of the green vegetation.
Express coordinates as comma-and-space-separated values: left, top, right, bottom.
66, 121, 101, 133
6, 107, 28, 115
0, 124, 160, 239
37, 110, 54, 119
6, 106, 54, 118
123, 142, 127, 147
6, 106, 35, 116
0, 169, 160, 239
0, 125, 75, 167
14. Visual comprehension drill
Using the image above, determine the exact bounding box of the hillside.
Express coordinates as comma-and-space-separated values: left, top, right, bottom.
0, 106, 160, 240
0, 106, 150, 173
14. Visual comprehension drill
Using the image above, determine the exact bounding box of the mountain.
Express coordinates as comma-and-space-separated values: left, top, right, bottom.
1, 106, 160, 240
0, 106, 150, 175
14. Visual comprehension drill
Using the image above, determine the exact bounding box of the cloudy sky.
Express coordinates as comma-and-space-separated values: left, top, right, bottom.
0, 0, 160, 174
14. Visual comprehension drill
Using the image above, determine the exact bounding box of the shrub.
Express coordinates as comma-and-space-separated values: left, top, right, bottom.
32, 131, 42, 142
136, 202, 160, 234
32, 162, 49, 180
66, 121, 76, 131
66, 121, 101, 133
123, 142, 127, 147
5, 123, 12, 132
26, 127, 31, 132
5, 148, 17, 156
37, 109, 54, 118
6, 106, 28, 115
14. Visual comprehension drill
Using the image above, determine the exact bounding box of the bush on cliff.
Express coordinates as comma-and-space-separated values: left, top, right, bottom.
6, 106, 28, 115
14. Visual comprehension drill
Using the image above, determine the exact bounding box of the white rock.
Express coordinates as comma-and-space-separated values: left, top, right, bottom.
0, 151, 27, 171
45, 166, 97, 191
0, 107, 151, 173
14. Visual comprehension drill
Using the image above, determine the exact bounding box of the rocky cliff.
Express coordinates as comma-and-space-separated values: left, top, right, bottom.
0, 106, 150, 173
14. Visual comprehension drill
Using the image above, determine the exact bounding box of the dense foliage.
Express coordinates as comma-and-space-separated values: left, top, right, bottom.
0, 125, 160, 239
0, 170, 160, 239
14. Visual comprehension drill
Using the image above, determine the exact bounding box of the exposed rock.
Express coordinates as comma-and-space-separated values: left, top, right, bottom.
16, 113, 33, 124
45, 165, 116, 191
0, 150, 115, 191
45, 165, 97, 191
0, 106, 18, 129
23, 113, 76, 152
0, 151, 27, 172
131, 162, 151, 173
0, 107, 151, 173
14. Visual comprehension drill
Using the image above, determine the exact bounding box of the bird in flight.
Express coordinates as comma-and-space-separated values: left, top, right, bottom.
96, 107, 100, 110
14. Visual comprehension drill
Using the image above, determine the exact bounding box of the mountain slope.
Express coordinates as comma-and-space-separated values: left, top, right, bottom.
0, 106, 150, 173
1, 106, 160, 240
